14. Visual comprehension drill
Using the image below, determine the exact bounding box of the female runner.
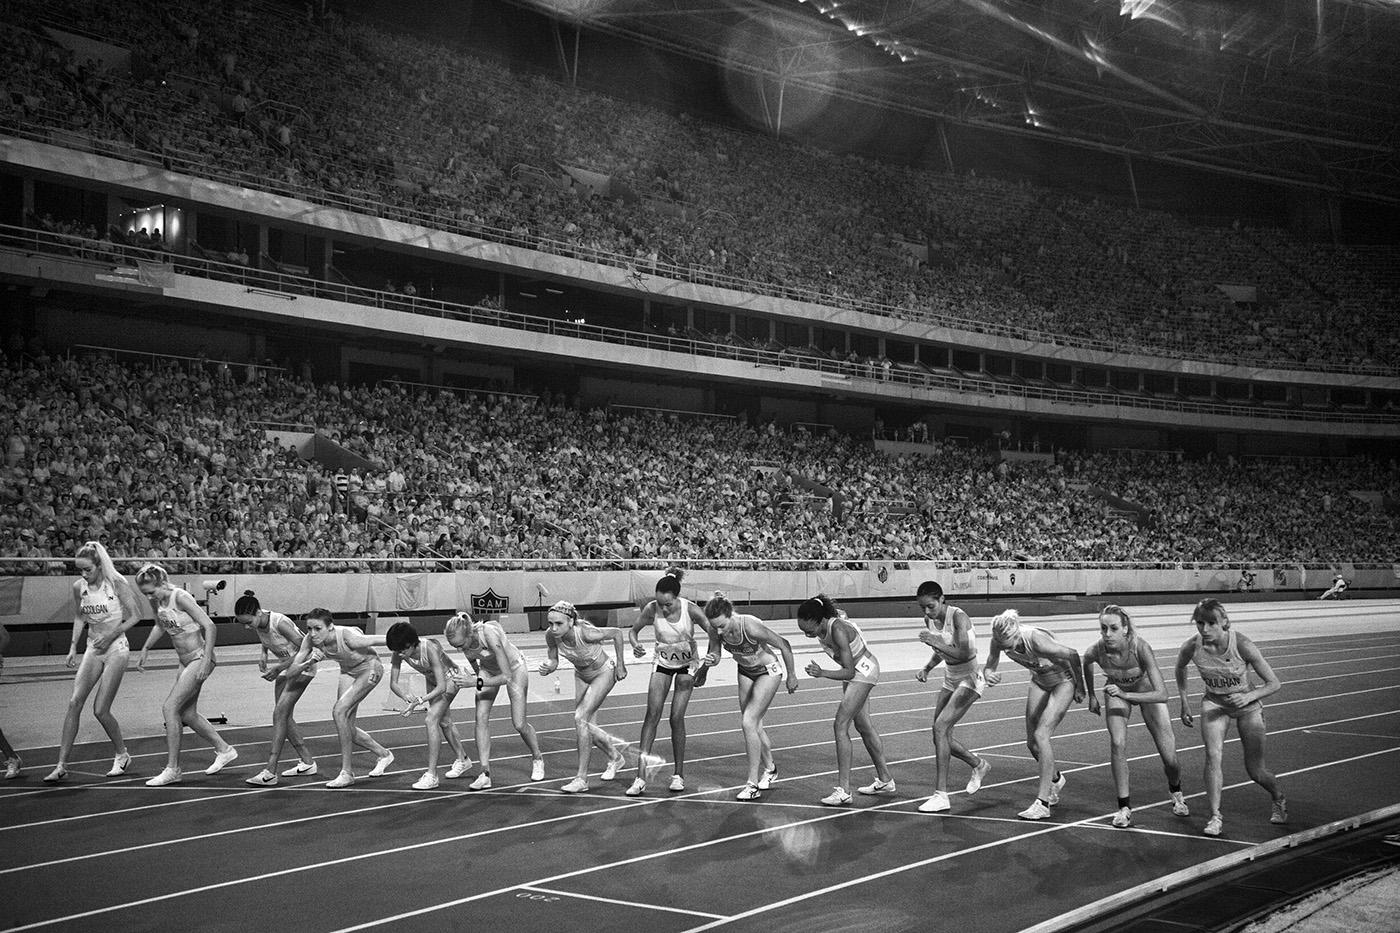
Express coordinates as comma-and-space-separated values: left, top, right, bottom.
914, 579, 991, 814
445, 611, 545, 787
385, 620, 472, 790
44, 542, 141, 783
702, 592, 798, 801
235, 592, 318, 785
984, 609, 1086, 820
282, 608, 395, 788
626, 569, 717, 796
1083, 605, 1188, 827
135, 564, 238, 786
1174, 598, 1286, 836
797, 594, 894, 806
536, 601, 629, 794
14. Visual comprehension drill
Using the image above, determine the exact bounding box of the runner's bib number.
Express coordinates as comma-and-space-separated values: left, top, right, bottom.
855, 656, 876, 677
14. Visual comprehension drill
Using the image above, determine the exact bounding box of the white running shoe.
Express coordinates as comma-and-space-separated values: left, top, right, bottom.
412, 772, 440, 790
530, 759, 545, 781
469, 772, 492, 790
1111, 806, 1132, 828
736, 782, 761, 801
3, 757, 20, 780
1270, 798, 1289, 825
107, 752, 132, 777
205, 747, 239, 775
445, 759, 471, 779
146, 767, 182, 787
858, 778, 897, 796
601, 752, 625, 781
669, 775, 685, 793
42, 766, 67, 784
326, 771, 355, 789
625, 777, 647, 797
1204, 813, 1224, 836
560, 777, 589, 794
918, 792, 951, 813
757, 764, 778, 791
1018, 799, 1052, 821
244, 769, 278, 787
1048, 773, 1067, 806
368, 751, 395, 777
966, 758, 992, 795
282, 760, 318, 777
1171, 791, 1190, 817
639, 752, 664, 780
821, 787, 853, 807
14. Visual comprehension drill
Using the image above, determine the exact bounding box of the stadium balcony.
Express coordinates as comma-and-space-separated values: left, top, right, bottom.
2, 221, 1397, 444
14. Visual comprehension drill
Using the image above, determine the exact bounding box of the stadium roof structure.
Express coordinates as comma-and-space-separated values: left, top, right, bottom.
515, 0, 1400, 203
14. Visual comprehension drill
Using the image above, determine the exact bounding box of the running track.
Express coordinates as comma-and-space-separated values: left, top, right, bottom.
2, 621, 1397, 932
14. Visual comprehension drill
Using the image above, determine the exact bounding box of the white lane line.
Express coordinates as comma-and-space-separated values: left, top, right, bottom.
519, 886, 728, 920
1300, 729, 1400, 741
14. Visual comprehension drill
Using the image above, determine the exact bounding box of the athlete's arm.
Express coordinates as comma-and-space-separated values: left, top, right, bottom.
688, 603, 714, 663
753, 620, 798, 693
537, 631, 560, 676
1121, 640, 1169, 705
583, 624, 629, 681
341, 628, 387, 650
388, 652, 412, 702
1174, 638, 1197, 727
480, 629, 513, 688
923, 608, 974, 664
1034, 631, 1086, 702
266, 617, 304, 677
1083, 644, 1101, 715
694, 606, 721, 666
420, 640, 450, 704
630, 603, 655, 658
136, 596, 167, 671
280, 634, 316, 680
173, 588, 217, 681
982, 642, 1003, 685
807, 623, 855, 681
1236, 634, 1282, 706
66, 582, 85, 668
98, 577, 143, 650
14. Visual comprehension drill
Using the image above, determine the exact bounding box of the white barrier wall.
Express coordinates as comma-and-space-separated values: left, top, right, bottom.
1, 563, 1395, 626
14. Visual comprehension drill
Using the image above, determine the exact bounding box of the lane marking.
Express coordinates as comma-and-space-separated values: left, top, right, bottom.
519, 886, 728, 920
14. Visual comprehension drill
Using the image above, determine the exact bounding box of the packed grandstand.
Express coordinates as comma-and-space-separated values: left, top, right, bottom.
2, 349, 1396, 573
0, 0, 1397, 578
2, 0, 1398, 373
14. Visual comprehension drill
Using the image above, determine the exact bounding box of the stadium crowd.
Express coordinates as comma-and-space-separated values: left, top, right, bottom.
2, 350, 1396, 575
2, 0, 1396, 370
